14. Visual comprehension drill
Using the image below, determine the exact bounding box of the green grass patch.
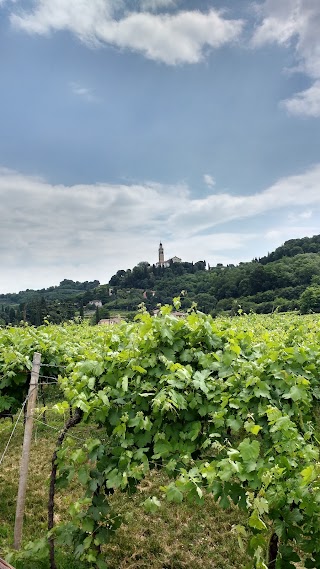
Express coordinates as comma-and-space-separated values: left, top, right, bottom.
0, 410, 248, 568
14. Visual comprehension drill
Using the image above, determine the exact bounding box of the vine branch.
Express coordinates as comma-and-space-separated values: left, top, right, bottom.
48, 407, 83, 569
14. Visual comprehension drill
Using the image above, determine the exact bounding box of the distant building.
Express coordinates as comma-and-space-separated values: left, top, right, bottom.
155, 242, 182, 268
88, 300, 102, 308
153, 309, 186, 318
171, 311, 186, 318
143, 290, 156, 299
98, 316, 123, 325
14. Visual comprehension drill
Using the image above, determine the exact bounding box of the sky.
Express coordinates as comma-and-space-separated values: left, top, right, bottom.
0, 0, 320, 293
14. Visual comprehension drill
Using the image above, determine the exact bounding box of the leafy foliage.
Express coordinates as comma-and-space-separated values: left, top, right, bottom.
299, 285, 320, 313
1, 310, 320, 568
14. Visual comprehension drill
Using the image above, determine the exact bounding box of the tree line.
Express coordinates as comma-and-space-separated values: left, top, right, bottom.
2, 235, 320, 325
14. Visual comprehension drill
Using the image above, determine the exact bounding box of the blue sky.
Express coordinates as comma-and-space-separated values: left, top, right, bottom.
0, 0, 320, 293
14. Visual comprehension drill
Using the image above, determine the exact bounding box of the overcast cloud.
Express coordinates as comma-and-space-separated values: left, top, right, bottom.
0, 165, 319, 292
0, 1, 319, 292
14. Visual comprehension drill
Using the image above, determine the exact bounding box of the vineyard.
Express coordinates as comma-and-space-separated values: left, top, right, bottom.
1, 304, 320, 569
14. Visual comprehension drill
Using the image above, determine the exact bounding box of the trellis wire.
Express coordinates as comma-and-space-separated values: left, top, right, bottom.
0, 394, 29, 467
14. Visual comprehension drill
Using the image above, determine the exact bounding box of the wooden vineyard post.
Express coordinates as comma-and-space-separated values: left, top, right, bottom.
14, 352, 41, 550
0, 557, 16, 569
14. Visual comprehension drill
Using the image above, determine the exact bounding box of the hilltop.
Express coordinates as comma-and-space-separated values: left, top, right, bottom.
103, 235, 320, 316
2, 234, 320, 325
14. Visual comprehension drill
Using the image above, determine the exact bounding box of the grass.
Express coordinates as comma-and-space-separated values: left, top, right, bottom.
105, 474, 247, 569
0, 406, 249, 569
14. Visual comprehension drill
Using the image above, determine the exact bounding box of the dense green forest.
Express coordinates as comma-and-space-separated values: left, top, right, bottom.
0, 280, 99, 326
2, 235, 320, 325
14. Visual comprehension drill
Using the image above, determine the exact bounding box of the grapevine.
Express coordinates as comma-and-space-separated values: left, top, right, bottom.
0, 307, 320, 568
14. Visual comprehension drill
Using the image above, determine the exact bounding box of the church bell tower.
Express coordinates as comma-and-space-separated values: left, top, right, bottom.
159, 242, 164, 265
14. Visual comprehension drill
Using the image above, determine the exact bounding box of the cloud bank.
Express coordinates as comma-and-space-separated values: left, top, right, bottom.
0, 164, 320, 292
252, 0, 320, 116
9, 0, 244, 65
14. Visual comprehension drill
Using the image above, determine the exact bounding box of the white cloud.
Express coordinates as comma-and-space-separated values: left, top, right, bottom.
1, 164, 320, 291
252, 0, 302, 48
252, 0, 320, 116
203, 174, 216, 188
282, 80, 320, 116
69, 82, 99, 103
300, 209, 313, 219
265, 224, 318, 243
11, 0, 116, 43
10, 1, 244, 65
170, 164, 320, 236
288, 209, 313, 221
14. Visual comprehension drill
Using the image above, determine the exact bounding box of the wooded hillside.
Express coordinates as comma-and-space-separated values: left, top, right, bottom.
2, 234, 320, 324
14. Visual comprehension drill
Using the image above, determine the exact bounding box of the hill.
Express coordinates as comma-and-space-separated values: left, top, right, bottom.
260, 234, 320, 264
100, 234, 320, 316
0, 279, 99, 326
2, 234, 320, 324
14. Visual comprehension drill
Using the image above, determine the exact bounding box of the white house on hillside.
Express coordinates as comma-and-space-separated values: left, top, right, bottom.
88, 300, 102, 308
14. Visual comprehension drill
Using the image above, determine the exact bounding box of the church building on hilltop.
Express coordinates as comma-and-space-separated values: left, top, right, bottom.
156, 242, 182, 268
